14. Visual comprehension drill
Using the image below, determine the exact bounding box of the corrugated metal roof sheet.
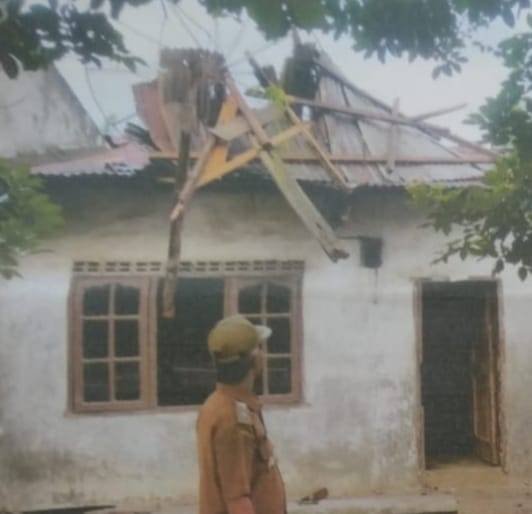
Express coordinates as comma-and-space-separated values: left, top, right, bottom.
220, 51, 496, 190
35, 49, 494, 188
30, 142, 150, 177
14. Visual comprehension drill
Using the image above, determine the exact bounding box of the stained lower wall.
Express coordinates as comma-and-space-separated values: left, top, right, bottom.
1, 182, 532, 510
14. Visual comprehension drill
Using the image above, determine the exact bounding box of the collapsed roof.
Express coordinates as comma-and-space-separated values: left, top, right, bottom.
32, 44, 496, 188
29, 44, 498, 277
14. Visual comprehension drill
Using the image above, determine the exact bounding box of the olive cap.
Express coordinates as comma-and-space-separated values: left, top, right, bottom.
208, 315, 272, 362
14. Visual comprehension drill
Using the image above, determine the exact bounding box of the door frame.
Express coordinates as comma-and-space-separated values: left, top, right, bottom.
413, 277, 507, 473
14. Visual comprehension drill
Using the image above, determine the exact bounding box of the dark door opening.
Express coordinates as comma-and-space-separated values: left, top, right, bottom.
421, 280, 501, 469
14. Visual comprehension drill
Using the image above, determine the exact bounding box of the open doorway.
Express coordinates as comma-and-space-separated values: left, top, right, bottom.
420, 280, 502, 470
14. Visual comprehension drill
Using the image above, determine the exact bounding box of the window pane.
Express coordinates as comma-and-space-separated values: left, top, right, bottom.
238, 284, 262, 314
268, 358, 292, 395
115, 320, 139, 357
83, 363, 109, 402
83, 320, 108, 359
266, 283, 291, 313
267, 317, 291, 354
115, 362, 140, 401
83, 285, 110, 315
115, 285, 140, 315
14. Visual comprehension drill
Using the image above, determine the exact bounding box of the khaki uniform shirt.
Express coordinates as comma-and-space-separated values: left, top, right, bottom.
196, 384, 286, 514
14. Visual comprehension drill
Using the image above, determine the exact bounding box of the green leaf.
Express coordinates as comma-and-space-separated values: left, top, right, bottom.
0, 160, 63, 279
0, 52, 19, 78
246, 0, 288, 39
287, 0, 326, 28
494, 259, 505, 274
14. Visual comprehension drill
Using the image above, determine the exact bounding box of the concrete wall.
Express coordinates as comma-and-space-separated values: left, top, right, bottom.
1, 182, 532, 510
0, 68, 101, 158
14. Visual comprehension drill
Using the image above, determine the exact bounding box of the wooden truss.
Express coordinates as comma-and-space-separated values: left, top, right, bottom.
166, 74, 350, 263
154, 50, 497, 315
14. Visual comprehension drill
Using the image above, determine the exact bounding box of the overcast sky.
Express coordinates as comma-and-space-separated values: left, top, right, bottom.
57, 0, 522, 142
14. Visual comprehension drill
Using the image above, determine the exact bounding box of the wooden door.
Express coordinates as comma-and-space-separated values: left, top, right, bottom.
472, 292, 500, 465
416, 283, 426, 471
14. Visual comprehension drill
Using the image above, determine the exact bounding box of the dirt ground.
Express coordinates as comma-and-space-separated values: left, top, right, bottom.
423, 457, 532, 514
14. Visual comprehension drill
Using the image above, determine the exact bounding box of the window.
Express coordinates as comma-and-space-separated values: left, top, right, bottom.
227, 278, 301, 399
70, 278, 151, 412
69, 262, 303, 413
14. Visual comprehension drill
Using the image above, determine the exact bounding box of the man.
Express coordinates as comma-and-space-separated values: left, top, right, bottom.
197, 315, 286, 514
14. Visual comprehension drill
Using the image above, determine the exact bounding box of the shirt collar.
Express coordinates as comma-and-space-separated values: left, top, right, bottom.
216, 383, 262, 412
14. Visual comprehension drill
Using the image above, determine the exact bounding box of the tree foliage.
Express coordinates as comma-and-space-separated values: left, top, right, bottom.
0, 161, 63, 279
410, 153, 532, 279
1, 0, 530, 77
411, 9, 532, 280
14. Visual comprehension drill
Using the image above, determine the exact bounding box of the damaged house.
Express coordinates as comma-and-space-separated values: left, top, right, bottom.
1, 45, 531, 511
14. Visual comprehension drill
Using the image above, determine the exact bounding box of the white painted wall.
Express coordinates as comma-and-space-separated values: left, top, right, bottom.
0, 68, 101, 158
1, 183, 531, 511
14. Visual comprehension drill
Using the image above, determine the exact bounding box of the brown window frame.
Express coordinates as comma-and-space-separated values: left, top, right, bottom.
69, 276, 154, 413
225, 276, 303, 404
69, 261, 303, 414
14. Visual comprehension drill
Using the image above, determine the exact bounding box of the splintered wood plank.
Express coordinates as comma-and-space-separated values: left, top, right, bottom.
245, 53, 349, 189
169, 136, 217, 221
411, 102, 467, 122
197, 122, 310, 187
226, 76, 272, 148
162, 136, 217, 317
286, 107, 350, 190
197, 95, 239, 186
209, 104, 282, 141
256, 140, 348, 262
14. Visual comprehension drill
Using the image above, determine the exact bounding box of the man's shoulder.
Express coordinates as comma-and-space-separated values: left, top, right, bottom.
198, 390, 238, 426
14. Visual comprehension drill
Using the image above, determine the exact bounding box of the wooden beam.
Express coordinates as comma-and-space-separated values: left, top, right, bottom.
387, 98, 399, 173
151, 151, 199, 160
162, 135, 216, 317
226, 76, 272, 149
419, 121, 499, 158
255, 140, 348, 262
245, 53, 349, 190
288, 95, 407, 125
197, 95, 239, 186
288, 95, 464, 134
169, 136, 217, 221
284, 105, 350, 190
209, 104, 281, 142
196, 121, 310, 187
307, 55, 499, 159
411, 103, 467, 122
289, 93, 498, 160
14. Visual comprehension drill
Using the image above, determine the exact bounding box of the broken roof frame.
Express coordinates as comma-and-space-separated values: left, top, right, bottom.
26, 44, 499, 306
147, 45, 497, 273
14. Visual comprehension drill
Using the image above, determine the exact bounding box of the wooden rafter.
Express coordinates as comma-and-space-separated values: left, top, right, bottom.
411, 103, 467, 122
197, 121, 310, 187
246, 53, 350, 191
160, 72, 349, 263
284, 103, 350, 189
